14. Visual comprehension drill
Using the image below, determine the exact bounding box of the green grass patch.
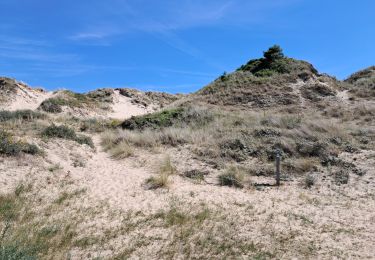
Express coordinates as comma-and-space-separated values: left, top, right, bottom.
41, 125, 94, 148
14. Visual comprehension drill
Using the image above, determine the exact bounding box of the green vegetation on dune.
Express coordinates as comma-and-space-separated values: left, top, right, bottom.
196, 45, 328, 108
238, 45, 318, 78
39, 90, 112, 113
121, 108, 185, 130
0, 110, 46, 122
0, 130, 40, 156
121, 106, 213, 131
42, 124, 94, 148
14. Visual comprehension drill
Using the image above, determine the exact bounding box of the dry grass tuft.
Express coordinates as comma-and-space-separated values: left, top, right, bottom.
218, 166, 245, 188
145, 156, 176, 189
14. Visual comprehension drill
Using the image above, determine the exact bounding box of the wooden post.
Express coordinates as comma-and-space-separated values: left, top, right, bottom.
276, 150, 281, 186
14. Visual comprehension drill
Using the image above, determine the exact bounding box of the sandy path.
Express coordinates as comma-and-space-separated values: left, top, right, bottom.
337, 89, 350, 103
290, 80, 307, 108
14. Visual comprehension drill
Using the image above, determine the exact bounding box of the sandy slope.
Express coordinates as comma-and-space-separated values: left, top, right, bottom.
0, 83, 52, 111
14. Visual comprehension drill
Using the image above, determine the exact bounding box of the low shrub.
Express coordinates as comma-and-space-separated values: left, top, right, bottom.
334, 169, 349, 185
75, 135, 94, 148
0, 110, 46, 122
0, 131, 40, 156
39, 98, 65, 113
218, 166, 245, 188
41, 125, 94, 148
184, 169, 208, 181
304, 173, 316, 188
121, 108, 185, 130
121, 106, 213, 131
42, 124, 76, 139
145, 174, 169, 190
109, 141, 134, 159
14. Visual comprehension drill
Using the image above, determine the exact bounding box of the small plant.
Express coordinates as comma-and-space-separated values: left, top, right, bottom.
145, 156, 176, 189
220, 72, 228, 81
159, 156, 177, 176
75, 135, 94, 148
304, 173, 316, 188
72, 158, 86, 168
334, 170, 349, 185
145, 173, 170, 190
110, 141, 134, 159
184, 169, 208, 181
218, 166, 245, 188
48, 163, 63, 172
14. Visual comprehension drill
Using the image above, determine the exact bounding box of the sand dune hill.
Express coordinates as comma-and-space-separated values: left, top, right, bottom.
0, 47, 375, 259
0, 78, 176, 119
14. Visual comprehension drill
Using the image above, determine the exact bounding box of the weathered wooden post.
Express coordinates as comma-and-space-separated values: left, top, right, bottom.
276, 149, 281, 186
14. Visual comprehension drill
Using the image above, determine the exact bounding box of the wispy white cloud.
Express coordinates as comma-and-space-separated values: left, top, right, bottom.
0, 34, 79, 64
66, 0, 300, 68
0, 36, 50, 47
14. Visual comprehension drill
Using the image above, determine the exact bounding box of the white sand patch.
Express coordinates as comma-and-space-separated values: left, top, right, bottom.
108, 90, 155, 120
337, 89, 350, 102
1, 83, 52, 111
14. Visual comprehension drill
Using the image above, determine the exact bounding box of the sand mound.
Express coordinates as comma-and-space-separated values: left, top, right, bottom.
0, 78, 52, 111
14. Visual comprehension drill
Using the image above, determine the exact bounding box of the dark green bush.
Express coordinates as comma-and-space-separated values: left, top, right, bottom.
121, 108, 184, 130
42, 124, 76, 139
39, 98, 65, 113
0, 131, 40, 156
121, 107, 213, 131
0, 244, 36, 260
263, 45, 285, 61
304, 173, 316, 188
41, 125, 94, 148
0, 110, 45, 122
75, 135, 94, 148
237, 45, 318, 79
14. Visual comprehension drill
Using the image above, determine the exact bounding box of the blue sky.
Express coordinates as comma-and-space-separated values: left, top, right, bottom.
0, 0, 374, 93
